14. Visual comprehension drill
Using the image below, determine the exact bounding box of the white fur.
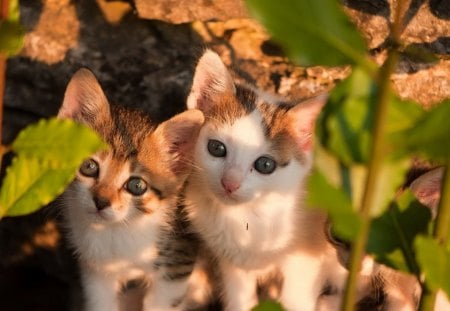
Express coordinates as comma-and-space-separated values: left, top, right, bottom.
63, 155, 186, 311
185, 111, 328, 310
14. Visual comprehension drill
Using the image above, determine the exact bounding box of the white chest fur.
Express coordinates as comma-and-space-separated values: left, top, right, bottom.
186, 184, 301, 269
66, 210, 165, 280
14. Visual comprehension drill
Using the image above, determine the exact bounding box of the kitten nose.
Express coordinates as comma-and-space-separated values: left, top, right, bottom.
221, 178, 240, 194
93, 196, 110, 211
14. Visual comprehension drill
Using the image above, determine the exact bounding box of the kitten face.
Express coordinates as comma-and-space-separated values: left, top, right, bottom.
195, 108, 305, 205
59, 68, 204, 225
70, 152, 166, 224
187, 50, 326, 206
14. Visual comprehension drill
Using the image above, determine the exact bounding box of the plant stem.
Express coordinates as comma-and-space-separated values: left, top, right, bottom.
341, 0, 405, 308
419, 158, 450, 310
341, 49, 399, 311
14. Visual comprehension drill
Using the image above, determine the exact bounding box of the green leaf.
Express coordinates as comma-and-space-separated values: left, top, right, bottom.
315, 67, 421, 216
0, 157, 77, 217
367, 191, 431, 273
12, 118, 107, 164
0, 118, 105, 217
415, 236, 450, 298
318, 67, 374, 165
7, 0, 21, 22
0, 20, 25, 56
319, 68, 424, 165
0, 0, 25, 56
252, 301, 284, 311
393, 99, 450, 160
307, 168, 361, 241
245, 0, 368, 67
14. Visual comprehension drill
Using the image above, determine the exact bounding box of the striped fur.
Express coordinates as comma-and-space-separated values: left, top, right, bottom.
58, 69, 204, 311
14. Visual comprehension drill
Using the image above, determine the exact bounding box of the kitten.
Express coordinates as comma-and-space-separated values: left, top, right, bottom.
57, 68, 204, 311
183, 50, 334, 311
321, 167, 449, 311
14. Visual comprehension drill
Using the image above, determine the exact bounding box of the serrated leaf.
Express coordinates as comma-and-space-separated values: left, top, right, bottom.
12, 118, 106, 164
415, 236, 450, 298
367, 191, 431, 273
0, 118, 105, 217
245, 0, 368, 67
394, 100, 450, 160
0, 156, 77, 217
307, 168, 361, 241
252, 301, 284, 311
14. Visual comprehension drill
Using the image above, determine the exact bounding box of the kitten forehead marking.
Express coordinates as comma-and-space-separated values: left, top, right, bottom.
205, 90, 304, 165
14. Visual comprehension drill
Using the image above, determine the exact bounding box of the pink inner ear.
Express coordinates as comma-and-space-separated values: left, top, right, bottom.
290, 113, 319, 152
298, 131, 314, 151
289, 95, 327, 152
187, 50, 235, 112
159, 110, 204, 176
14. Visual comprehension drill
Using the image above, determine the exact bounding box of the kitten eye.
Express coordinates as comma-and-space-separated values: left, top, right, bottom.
79, 159, 99, 177
126, 177, 148, 196
254, 156, 277, 174
207, 139, 227, 157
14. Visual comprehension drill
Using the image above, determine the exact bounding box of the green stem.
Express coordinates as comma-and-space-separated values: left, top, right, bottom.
341, 50, 399, 311
419, 158, 450, 310
388, 205, 421, 277
341, 0, 406, 308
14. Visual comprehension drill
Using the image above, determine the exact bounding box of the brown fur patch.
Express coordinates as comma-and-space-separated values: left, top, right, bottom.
204, 85, 256, 126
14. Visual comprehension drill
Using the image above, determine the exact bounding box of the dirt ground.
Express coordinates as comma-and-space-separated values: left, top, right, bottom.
0, 0, 449, 310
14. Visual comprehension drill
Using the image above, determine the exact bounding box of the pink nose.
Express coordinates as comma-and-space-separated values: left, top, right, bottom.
221, 178, 240, 193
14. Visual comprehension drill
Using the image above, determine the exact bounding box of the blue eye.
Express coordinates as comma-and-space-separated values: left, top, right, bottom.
207, 139, 227, 157
126, 177, 148, 196
254, 156, 277, 174
79, 159, 99, 177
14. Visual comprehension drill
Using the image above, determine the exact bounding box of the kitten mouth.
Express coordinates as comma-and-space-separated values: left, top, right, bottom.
214, 189, 241, 205
88, 210, 110, 222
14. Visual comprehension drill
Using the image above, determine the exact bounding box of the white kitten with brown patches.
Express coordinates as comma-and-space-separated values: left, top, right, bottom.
57, 69, 204, 311
184, 50, 334, 311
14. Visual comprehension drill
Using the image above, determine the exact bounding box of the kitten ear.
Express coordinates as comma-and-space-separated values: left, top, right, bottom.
58, 68, 110, 122
187, 49, 236, 112
155, 109, 205, 176
287, 94, 328, 151
409, 167, 445, 216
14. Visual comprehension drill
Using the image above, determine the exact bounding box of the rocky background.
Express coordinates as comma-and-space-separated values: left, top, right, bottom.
0, 0, 449, 310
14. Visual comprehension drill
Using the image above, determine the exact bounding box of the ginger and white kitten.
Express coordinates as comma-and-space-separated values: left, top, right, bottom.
183, 50, 334, 311
58, 69, 204, 311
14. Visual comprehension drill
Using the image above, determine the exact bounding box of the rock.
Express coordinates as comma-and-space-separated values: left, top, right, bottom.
20, 0, 79, 64
134, 0, 248, 24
